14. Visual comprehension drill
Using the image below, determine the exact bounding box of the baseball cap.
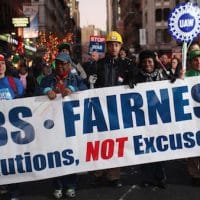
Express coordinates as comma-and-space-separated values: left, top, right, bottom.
55, 52, 72, 63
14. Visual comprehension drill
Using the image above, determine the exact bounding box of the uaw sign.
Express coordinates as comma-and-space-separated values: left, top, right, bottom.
168, 2, 200, 69
168, 2, 200, 43
89, 35, 106, 53
0, 77, 200, 185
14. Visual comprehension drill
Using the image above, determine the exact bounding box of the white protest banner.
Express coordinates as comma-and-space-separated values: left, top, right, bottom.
0, 77, 199, 185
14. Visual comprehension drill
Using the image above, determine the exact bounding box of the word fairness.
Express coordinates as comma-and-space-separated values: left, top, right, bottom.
63, 84, 200, 137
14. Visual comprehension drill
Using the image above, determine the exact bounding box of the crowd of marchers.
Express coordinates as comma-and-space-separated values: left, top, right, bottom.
0, 31, 200, 200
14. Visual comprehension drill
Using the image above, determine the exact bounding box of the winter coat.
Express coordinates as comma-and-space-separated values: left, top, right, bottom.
135, 68, 168, 83
95, 56, 130, 88
82, 60, 98, 77
0, 76, 24, 100
40, 70, 87, 95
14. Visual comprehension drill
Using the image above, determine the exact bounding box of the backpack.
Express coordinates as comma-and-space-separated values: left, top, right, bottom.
7, 76, 18, 96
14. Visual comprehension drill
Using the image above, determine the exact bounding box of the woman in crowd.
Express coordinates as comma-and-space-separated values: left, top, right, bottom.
128, 50, 171, 188
18, 62, 37, 97
169, 57, 182, 79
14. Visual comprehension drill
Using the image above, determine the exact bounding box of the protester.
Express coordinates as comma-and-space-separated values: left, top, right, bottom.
188, 41, 200, 52
57, 42, 87, 80
82, 50, 100, 88
32, 56, 45, 79
119, 47, 138, 78
40, 52, 87, 199
0, 54, 24, 100
0, 54, 24, 200
119, 46, 130, 60
180, 50, 200, 185
90, 31, 131, 188
169, 57, 182, 79
18, 62, 37, 97
130, 54, 137, 66
159, 52, 171, 71
36, 63, 51, 85
4, 52, 19, 78
128, 50, 170, 188
185, 50, 200, 77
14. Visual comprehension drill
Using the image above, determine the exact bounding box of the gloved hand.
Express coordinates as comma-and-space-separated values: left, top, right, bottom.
129, 78, 137, 88
89, 74, 97, 84
168, 74, 176, 83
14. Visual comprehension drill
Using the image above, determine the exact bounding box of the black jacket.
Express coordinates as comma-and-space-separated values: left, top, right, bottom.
95, 56, 132, 88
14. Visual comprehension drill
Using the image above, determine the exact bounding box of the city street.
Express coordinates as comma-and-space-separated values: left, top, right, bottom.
1, 159, 200, 200
1, 0, 200, 199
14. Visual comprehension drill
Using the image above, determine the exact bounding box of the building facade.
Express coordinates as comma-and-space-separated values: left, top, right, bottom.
31, 0, 66, 37
108, 0, 200, 54
0, 0, 26, 53
64, 0, 81, 61
119, 0, 142, 52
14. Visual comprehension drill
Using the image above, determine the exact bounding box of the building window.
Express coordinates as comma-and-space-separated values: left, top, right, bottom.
163, 8, 170, 21
145, 12, 148, 25
155, 9, 162, 22
156, 29, 162, 43
163, 29, 171, 43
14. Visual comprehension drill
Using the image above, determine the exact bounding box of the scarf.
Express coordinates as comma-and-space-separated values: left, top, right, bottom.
54, 70, 70, 93
140, 69, 162, 82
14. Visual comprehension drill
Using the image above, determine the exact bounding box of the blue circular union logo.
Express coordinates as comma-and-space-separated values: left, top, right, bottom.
178, 13, 196, 33
168, 2, 200, 42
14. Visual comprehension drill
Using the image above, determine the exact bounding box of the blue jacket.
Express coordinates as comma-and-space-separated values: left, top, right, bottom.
0, 76, 24, 100
40, 71, 87, 95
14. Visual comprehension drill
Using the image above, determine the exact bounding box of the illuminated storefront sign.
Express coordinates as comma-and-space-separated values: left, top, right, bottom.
12, 17, 30, 28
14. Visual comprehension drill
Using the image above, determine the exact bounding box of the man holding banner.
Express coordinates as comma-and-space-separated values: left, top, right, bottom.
40, 52, 87, 199
185, 50, 200, 185
91, 31, 130, 188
